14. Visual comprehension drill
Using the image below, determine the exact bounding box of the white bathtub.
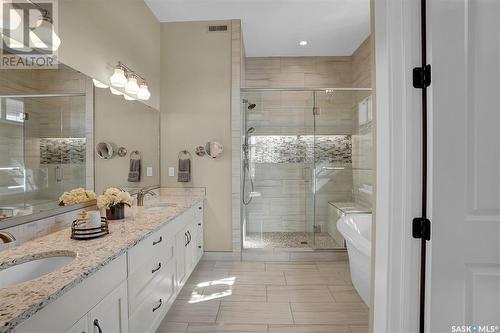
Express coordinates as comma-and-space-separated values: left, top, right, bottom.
337, 213, 372, 305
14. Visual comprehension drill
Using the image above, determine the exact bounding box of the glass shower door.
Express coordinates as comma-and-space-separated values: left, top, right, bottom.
242, 90, 316, 249
23, 95, 87, 213
312, 89, 373, 249
0, 97, 27, 218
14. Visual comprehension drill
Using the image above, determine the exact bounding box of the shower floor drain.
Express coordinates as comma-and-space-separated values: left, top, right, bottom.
300, 241, 308, 244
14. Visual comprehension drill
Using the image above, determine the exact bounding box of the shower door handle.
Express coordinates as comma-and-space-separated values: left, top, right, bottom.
55, 166, 63, 182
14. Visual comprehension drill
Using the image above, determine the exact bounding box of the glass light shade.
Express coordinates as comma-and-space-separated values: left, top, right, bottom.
29, 16, 61, 51
109, 87, 123, 95
0, 7, 22, 30
125, 76, 139, 95
3, 35, 24, 49
92, 79, 109, 89
123, 94, 136, 101
137, 83, 151, 100
110, 67, 127, 87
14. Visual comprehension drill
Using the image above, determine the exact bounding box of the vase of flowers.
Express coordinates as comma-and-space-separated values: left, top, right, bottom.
97, 188, 132, 220
59, 188, 97, 206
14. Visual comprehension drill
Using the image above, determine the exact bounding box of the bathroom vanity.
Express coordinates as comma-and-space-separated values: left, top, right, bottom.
0, 188, 205, 333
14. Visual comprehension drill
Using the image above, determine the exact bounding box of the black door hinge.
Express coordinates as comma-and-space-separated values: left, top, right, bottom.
413, 64, 431, 88
412, 217, 431, 240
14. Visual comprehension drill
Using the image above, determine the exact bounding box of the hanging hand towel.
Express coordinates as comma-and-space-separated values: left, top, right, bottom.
178, 158, 191, 182
128, 157, 141, 182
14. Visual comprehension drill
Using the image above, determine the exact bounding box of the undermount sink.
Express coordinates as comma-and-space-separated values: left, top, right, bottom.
144, 203, 177, 211
0, 253, 75, 289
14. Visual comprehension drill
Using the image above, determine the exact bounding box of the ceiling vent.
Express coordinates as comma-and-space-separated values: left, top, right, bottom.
208, 25, 228, 32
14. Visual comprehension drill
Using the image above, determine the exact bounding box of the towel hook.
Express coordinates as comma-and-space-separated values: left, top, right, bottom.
130, 150, 142, 160
178, 150, 192, 160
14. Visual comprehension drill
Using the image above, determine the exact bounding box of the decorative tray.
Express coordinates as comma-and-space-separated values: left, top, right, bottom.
71, 217, 109, 240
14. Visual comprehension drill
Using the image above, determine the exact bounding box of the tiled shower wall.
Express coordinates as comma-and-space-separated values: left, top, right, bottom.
351, 37, 373, 208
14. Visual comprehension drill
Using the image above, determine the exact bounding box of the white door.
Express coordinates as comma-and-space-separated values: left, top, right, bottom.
88, 281, 128, 333
429, 0, 500, 331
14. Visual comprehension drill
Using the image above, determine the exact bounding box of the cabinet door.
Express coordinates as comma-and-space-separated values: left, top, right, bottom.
88, 281, 128, 333
65, 316, 89, 333
194, 217, 203, 262
185, 222, 197, 275
175, 228, 188, 287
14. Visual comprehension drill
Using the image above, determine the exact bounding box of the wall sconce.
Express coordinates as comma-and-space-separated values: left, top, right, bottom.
109, 62, 151, 101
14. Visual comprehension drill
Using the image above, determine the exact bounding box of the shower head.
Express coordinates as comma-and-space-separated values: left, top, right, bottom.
246, 127, 255, 134
247, 103, 256, 110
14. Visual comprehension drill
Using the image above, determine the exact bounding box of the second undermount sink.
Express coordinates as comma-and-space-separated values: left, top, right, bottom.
144, 203, 177, 211
0, 253, 75, 289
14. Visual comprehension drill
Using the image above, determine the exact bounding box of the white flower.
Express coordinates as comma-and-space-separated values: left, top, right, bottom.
97, 188, 132, 209
59, 188, 97, 206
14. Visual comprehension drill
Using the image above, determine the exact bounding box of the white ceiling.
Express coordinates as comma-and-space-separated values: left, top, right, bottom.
144, 0, 371, 57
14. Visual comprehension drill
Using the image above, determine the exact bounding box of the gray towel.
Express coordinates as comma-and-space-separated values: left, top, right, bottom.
128, 159, 141, 182
178, 158, 191, 182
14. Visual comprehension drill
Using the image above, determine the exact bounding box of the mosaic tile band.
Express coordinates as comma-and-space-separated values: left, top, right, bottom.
40, 138, 86, 164
251, 135, 352, 164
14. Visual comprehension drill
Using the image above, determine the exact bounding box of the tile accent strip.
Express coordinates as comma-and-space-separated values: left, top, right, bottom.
251, 135, 352, 164
40, 138, 86, 164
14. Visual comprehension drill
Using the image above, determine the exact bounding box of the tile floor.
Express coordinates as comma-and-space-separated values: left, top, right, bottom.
157, 259, 368, 333
244, 232, 341, 249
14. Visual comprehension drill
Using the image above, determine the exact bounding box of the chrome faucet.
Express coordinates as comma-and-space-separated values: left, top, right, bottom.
0, 231, 16, 243
136, 188, 156, 206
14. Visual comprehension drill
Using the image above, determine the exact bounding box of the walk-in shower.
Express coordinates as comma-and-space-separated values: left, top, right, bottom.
241, 88, 373, 250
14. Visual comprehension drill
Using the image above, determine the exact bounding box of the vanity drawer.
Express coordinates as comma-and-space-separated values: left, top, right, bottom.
128, 227, 171, 274
128, 237, 174, 313
129, 260, 176, 333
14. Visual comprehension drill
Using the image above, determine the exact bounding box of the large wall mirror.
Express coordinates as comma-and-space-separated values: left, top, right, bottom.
0, 63, 160, 229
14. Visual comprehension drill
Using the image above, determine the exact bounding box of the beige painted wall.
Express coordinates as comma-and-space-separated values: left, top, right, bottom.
94, 88, 160, 195
160, 21, 233, 251
58, 0, 160, 109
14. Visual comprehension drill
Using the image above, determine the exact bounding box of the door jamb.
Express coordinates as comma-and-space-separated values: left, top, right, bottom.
372, 0, 424, 332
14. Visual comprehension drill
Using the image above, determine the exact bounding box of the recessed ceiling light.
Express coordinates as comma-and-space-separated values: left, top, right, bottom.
299, 40, 308, 46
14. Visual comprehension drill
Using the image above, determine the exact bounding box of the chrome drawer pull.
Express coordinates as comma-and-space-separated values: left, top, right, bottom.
153, 236, 162, 246
93, 319, 103, 333
153, 299, 162, 312
152, 262, 162, 274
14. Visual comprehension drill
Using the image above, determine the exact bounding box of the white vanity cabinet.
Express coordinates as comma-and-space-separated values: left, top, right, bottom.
129, 202, 204, 333
13, 202, 204, 333
65, 281, 128, 333
15, 255, 128, 333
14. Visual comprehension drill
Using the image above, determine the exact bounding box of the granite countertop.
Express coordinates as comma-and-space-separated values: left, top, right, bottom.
0, 187, 205, 332
328, 201, 372, 214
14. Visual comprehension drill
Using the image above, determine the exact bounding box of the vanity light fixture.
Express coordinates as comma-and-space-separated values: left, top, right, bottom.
110, 65, 127, 88
29, 8, 61, 51
136, 82, 151, 101
299, 40, 308, 46
109, 87, 123, 96
124, 75, 139, 95
110, 62, 151, 101
92, 79, 109, 89
0, 6, 22, 30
